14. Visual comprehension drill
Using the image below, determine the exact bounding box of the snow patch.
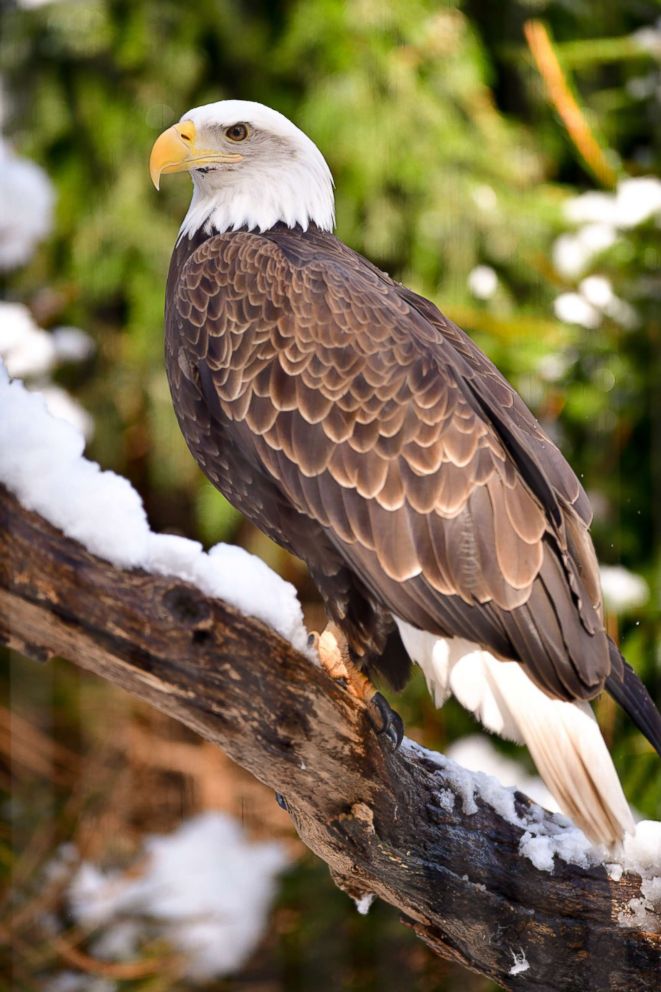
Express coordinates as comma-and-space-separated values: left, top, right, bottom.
552, 176, 661, 289
0, 302, 56, 378
404, 739, 660, 881
536, 352, 574, 384
37, 385, 94, 439
467, 265, 497, 300
0, 303, 94, 437
618, 876, 661, 929
578, 275, 638, 329
67, 812, 289, 981
436, 788, 456, 813
518, 829, 593, 872
354, 893, 375, 915
553, 292, 601, 329
0, 365, 312, 658
621, 820, 661, 874
509, 950, 530, 976
447, 735, 558, 812
564, 177, 661, 230
599, 564, 649, 613
633, 23, 661, 57
52, 326, 95, 364
552, 225, 617, 280
0, 137, 54, 270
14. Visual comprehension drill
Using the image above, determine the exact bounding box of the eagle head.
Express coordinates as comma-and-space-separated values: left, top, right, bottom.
150, 99, 335, 237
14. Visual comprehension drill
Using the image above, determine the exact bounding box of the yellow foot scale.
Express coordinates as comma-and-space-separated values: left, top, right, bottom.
310, 622, 404, 749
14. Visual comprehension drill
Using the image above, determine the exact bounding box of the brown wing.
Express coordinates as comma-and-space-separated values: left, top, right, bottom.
173, 228, 611, 701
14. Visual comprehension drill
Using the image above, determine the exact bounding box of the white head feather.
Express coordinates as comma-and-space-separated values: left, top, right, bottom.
177, 100, 335, 239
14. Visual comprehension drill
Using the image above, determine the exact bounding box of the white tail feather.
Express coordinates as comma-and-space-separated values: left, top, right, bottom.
395, 619, 635, 850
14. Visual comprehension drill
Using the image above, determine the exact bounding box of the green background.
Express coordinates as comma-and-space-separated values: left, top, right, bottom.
1, 1, 659, 989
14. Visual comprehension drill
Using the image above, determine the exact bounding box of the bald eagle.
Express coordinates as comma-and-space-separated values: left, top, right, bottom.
150, 100, 660, 849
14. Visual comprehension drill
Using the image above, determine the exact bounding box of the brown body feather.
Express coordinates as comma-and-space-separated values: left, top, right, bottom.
165, 223, 615, 704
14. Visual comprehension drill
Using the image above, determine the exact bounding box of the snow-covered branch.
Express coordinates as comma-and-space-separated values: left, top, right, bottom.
1, 477, 659, 990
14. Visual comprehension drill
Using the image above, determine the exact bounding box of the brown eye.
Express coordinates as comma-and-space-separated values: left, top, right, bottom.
225, 123, 249, 142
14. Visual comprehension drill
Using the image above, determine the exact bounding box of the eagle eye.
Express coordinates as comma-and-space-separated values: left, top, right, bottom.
225, 123, 249, 142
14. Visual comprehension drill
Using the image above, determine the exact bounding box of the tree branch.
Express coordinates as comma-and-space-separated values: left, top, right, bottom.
1, 483, 658, 990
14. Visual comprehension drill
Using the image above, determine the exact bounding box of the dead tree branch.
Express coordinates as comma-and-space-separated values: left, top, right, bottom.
1, 483, 658, 991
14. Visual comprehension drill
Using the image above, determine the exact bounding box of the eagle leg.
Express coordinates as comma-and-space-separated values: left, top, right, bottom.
312, 622, 404, 749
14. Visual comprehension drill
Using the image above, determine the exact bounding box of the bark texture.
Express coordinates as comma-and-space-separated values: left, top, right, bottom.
1, 483, 659, 991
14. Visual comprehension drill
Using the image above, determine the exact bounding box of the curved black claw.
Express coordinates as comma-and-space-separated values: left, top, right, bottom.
368, 692, 404, 750
275, 792, 289, 811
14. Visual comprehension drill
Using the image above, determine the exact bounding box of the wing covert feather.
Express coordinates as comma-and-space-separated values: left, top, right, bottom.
173, 230, 609, 700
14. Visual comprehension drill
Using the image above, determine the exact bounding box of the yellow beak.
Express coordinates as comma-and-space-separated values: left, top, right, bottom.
149, 120, 243, 190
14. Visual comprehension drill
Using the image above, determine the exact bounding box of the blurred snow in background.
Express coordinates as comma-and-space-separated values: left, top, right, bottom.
0, 302, 95, 437
59, 812, 289, 984
599, 564, 650, 614
467, 264, 498, 300
0, 134, 95, 437
554, 176, 661, 281
552, 176, 661, 328
0, 136, 54, 270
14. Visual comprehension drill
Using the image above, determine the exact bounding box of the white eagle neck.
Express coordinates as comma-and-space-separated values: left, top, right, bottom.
178, 155, 335, 240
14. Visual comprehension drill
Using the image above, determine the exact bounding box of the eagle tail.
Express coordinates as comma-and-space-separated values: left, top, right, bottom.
606, 641, 661, 757
394, 622, 634, 850
498, 689, 635, 851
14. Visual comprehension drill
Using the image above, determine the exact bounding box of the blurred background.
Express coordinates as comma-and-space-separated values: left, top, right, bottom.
1, 1, 659, 989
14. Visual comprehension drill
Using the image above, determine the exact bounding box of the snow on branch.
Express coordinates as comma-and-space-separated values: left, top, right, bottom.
1, 369, 659, 991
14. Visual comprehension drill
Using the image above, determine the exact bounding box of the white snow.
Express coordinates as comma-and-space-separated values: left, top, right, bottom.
564, 177, 661, 230
579, 274, 614, 309
552, 176, 661, 282
509, 950, 530, 976
447, 735, 558, 812
0, 303, 94, 380
599, 564, 649, 613
0, 364, 313, 658
0, 303, 94, 437
552, 224, 617, 280
68, 812, 289, 981
52, 326, 95, 363
354, 893, 375, 915
37, 384, 94, 438
436, 787, 456, 812
621, 820, 661, 875
618, 875, 661, 929
467, 265, 498, 300
632, 23, 661, 58
0, 137, 54, 270
536, 352, 574, 384
0, 302, 56, 379
404, 739, 660, 882
578, 276, 639, 329
553, 292, 601, 329
553, 277, 637, 331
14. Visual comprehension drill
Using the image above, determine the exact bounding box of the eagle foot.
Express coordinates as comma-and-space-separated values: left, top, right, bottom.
312, 622, 373, 698
312, 623, 404, 750
368, 692, 405, 750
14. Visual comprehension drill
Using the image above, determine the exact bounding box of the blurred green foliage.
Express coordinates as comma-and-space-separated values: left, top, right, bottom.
1, 0, 659, 988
